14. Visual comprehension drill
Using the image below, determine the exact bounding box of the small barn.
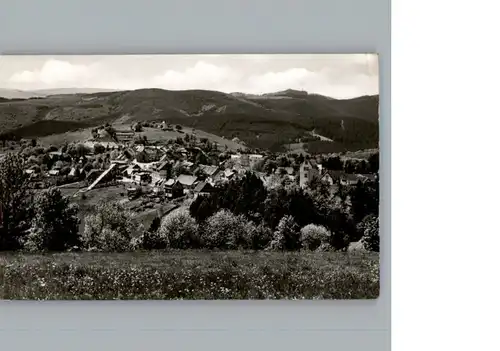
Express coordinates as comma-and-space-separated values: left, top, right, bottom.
165, 180, 184, 199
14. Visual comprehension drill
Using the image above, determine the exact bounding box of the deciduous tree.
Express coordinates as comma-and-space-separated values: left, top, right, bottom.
0, 153, 33, 250
24, 187, 80, 252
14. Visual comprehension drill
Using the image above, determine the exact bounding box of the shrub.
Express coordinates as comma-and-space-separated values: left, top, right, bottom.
94, 143, 105, 154
33, 147, 45, 155
315, 242, 332, 252
139, 228, 169, 250
300, 224, 331, 251
24, 187, 80, 252
27, 155, 40, 165
31, 165, 41, 174
81, 201, 139, 252
361, 215, 379, 252
268, 215, 301, 251
110, 149, 119, 160
132, 122, 143, 132
0, 153, 33, 251
158, 208, 199, 249
244, 223, 273, 250
189, 195, 217, 223
202, 209, 254, 250
132, 217, 169, 250
60, 166, 71, 176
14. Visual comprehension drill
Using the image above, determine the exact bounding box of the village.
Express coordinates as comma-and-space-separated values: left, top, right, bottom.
0, 120, 378, 233
0, 54, 381, 302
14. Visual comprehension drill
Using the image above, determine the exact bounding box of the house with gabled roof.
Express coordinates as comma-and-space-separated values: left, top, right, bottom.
165, 179, 184, 199
176, 174, 198, 188
196, 164, 220, 178
321, 170, 363, 186
165, 178, 175, 187
133, 172, 152, 185
181, 160, 196, 172
193, 181, 214, 198
357, 173, 378, 182
223, 168, 235, 180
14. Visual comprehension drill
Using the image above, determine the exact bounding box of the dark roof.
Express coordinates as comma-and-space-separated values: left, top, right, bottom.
198, 164, 219, 176
194, 181, 213, 193
156, 161, 170, 171
358, 173, 378, 181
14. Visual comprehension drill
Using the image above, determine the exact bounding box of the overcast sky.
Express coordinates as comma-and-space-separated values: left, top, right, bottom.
0, 54, 378, 99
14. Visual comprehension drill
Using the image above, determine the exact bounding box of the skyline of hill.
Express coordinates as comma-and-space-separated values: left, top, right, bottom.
0, 88, 379, 153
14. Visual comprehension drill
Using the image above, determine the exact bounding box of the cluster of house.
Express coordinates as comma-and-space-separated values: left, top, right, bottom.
78, 144, 267, 201
299, 159, 376, 189
14, 125, 377, 203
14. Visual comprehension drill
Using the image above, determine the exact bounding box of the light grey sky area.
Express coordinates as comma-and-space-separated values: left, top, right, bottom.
0, 54, 379, 99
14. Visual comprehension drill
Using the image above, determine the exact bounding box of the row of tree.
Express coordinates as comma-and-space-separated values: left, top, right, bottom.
189, 171, 379, 251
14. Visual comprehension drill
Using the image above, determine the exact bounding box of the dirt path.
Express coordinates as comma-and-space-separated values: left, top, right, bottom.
310, 129, 333, 142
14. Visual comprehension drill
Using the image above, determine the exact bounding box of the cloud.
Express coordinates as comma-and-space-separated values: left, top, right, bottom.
10, 59, 96, 86
4, 56, 379, 98
152, 61, 239, 91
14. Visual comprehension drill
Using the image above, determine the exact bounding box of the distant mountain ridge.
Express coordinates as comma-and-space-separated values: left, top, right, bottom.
0, 88, 379, 152
0, 88, 121, 99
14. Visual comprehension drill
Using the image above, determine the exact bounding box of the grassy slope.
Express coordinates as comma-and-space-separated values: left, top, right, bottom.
0, 89, 379, 152
0, 250, 379, 300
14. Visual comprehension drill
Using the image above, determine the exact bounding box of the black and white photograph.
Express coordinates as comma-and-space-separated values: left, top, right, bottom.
0, 54, 380, 300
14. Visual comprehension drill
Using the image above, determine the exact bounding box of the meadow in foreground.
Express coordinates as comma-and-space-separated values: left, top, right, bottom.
0, 250, 379, 300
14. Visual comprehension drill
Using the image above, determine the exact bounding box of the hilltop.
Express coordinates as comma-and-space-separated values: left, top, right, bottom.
0, 88, 379, 152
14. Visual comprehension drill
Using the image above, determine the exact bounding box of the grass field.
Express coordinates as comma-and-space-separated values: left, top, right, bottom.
0, 250, 379, 300
36, 124, 246, 152
136, 127, 246, 151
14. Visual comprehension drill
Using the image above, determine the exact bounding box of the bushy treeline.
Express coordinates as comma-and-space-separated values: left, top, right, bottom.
1, 154, 380, 253
0, 154, 81, 251
319, 152, 379, 174
187, 171, 379, 252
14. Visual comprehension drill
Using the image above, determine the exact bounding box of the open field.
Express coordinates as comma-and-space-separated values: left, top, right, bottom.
37, 129, 93, 146
35, 124, 246, 152
0, 250, 379, 300
135, 126, 246, 151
